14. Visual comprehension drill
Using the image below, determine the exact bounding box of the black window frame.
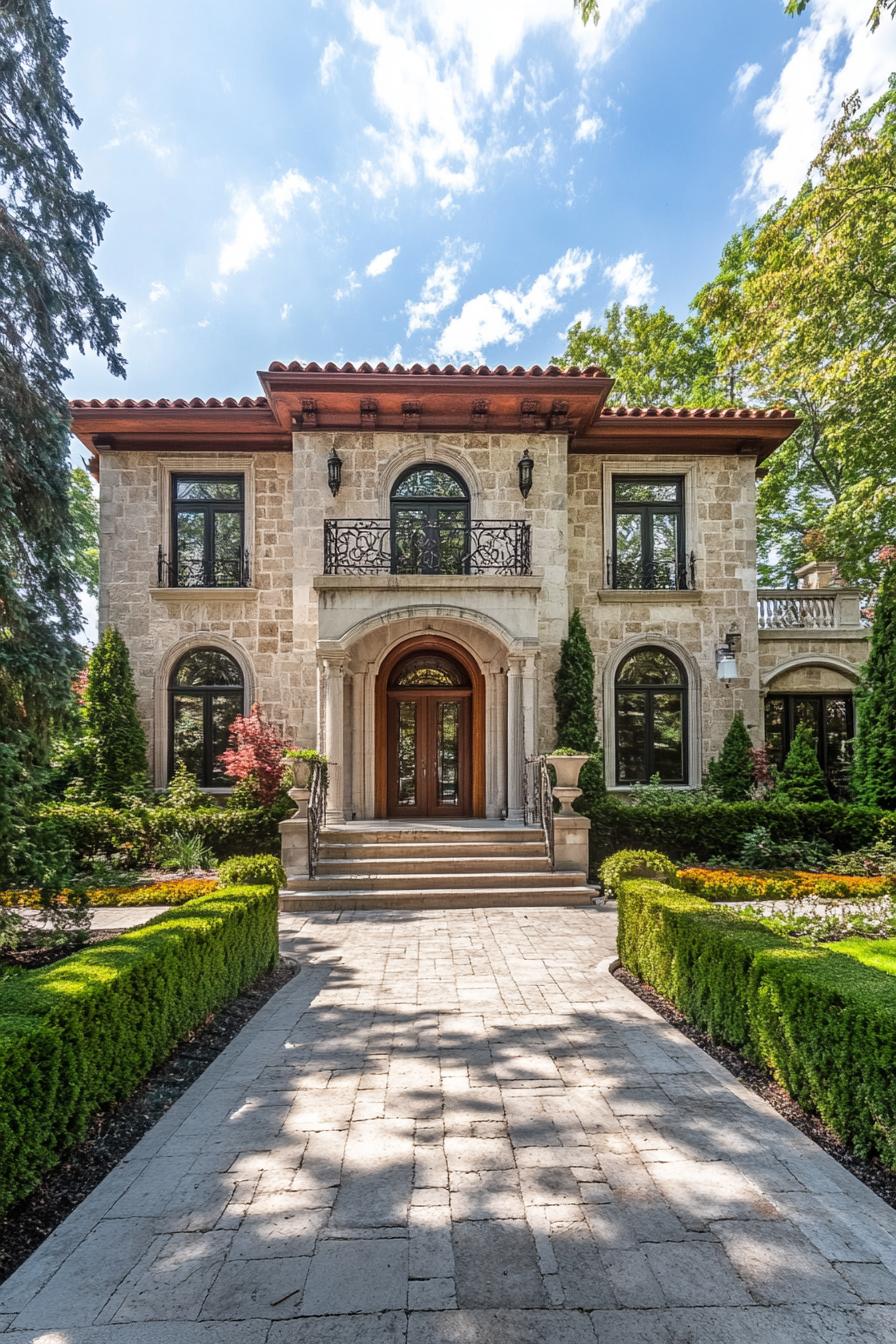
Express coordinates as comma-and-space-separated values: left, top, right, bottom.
167, 649, 245, 787
389, 464, 471, 575
614, 646, 688, 786
171, 473, 246, 588
764, 692, 855, 797
611, 475, 688, 590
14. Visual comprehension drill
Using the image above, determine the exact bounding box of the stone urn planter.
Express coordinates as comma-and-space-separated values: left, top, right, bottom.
284, 753, 314, 791
545, 751, 591, 816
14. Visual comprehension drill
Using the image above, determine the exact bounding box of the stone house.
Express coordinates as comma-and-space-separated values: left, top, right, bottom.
71, 362, 867, 900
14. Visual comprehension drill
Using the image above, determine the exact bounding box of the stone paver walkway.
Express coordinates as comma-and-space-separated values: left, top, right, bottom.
4, 908, 896, 1341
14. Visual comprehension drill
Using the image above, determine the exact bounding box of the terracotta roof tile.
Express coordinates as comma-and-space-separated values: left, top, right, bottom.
69, 395, 269, 410
266, 359, 608, 377
600, 405, 792, 420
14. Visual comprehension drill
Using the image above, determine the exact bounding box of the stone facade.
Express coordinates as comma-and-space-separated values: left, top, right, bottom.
93, 396, 869, 815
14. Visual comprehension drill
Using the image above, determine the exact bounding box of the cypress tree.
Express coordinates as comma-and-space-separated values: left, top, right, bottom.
852, 560, 896, 807
706, 712, 754, 801
82, 628, 148, 804
0, 1, 123, 759
776, 722, 829, 803
554, 609, 598, 751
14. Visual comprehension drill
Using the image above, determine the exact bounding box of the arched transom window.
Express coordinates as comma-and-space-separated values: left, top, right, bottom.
615, 647, 687, 785
390, 465, 470, 574
168, 648, 244, 786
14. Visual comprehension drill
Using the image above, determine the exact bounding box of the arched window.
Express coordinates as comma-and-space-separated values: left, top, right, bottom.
615, 647, 687, 785
390, 465, 470, 574
168, 648, 244, 786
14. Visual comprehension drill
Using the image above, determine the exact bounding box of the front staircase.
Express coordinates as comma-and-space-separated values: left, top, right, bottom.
279, 820, 597, 912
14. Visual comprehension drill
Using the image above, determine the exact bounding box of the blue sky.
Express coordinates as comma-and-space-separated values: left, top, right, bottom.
59, 0, 896, 407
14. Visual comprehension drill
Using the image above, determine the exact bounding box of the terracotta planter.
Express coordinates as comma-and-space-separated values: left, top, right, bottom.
545, 753, 590, 790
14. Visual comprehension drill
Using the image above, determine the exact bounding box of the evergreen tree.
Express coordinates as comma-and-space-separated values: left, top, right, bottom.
0, 1, 123, 759
82, 628, 148, 804
775, 722, 829, 804
852, 559, 896, 807
706, 713, 755, 801
554, 609, 597, 751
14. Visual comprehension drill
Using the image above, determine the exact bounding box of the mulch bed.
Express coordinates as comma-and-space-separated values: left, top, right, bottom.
613, 963, 896, 1212
0, 958, 296, 1285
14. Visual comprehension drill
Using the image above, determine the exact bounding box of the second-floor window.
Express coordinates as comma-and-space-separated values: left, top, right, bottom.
172, 475, 245, 587
611, 476, 687, 590
390, 466, 470, 575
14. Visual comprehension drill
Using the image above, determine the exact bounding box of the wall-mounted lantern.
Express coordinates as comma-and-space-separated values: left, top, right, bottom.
517, 448, 534, 500
327, 447, 343, 497
715, 628, 741, 682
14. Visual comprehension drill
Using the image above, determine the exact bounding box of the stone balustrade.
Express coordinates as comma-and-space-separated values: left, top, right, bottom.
757, 587, 864, 632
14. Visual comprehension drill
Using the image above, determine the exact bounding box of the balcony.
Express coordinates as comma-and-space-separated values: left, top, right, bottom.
323, 519, 532, 576
757, 587, 864, 633
156, 547, 251, 589
605, 551, 697, 592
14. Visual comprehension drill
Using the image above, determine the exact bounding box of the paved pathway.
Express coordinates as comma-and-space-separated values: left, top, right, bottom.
4, 908, 896, 1341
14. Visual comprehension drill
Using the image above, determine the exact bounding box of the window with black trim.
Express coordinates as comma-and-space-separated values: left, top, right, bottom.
610, 476, 691, 590
168, 649, 244, 786
390, 465, 470, 575
170, 475, 246, 587
764, 693, 853, 798
615, 647, 687, 785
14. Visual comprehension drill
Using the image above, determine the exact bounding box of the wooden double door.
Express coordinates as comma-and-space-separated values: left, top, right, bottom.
386, 688, 472, 817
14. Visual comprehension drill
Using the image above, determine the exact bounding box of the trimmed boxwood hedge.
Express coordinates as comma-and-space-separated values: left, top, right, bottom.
585, 795, 886, 865
0, 882, 279, 1214
617, 877, 896, 1169
39, 802, 282, 867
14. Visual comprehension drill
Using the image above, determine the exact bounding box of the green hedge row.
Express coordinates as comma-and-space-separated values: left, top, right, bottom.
39, 802, 282, 867
617, 877, 896, 1168
585, 796, 887, 864
0, 882, 279, 1214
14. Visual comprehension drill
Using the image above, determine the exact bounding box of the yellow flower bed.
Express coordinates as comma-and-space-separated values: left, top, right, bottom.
677, 866, 894, 903
0, 878, 218, 908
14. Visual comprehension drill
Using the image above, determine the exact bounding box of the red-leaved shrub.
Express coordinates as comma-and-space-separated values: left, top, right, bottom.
218, 704, 289, 806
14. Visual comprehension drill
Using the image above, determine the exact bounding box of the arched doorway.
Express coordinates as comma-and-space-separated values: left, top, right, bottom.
376, 636, 485, 818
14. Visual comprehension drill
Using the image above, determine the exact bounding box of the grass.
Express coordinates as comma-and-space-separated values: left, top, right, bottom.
831, 937, 896, 975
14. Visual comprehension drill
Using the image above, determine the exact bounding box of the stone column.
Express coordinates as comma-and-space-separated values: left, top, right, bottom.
506, 658, 524, 822
521, 654, 538, 761
322, 654, 346, 825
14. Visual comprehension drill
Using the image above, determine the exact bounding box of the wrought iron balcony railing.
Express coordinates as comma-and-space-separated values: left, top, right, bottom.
156, 546, 251, 588
323, 519, 532, 576
607, 551, 696, 591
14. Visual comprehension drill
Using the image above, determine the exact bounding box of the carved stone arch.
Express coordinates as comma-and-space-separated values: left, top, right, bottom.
762, 654, 861, 690
153, 633, 255, 788
378, 440, 483, 515
603, 634, 702, 789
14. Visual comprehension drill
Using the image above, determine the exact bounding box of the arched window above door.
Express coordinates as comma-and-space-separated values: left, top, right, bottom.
615, 646, 687, 785
390, 464, 470, 574
168, 648, 244, 786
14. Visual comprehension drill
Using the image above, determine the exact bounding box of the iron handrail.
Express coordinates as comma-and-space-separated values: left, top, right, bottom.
524, 754, 555, 870
307, 761, 327, 878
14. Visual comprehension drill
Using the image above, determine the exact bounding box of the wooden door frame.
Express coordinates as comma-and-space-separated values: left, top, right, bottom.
375, 635, 486, 818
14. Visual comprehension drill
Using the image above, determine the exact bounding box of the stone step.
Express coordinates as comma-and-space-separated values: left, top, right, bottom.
279, 885, 597, 912
319, 825, 538, 846
316, 855, 552, 877
285, 868, 585, 893
318, 840, 548, 862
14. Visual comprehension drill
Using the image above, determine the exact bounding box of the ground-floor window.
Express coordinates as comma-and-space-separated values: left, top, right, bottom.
615, 647, 687, 785
764, 692, 854, 797
168, 648, 244, 786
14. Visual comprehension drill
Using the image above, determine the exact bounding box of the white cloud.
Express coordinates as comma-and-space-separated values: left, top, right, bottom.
387, 342, 403, 364
405, 240, 478, 334
571, 308, 592, 328
574, 102, 603, 142
435, 246, 592, 360
743, 0, 896, 207
103, 97, 175, 162
280, 302, 292, 321
730, 61, 761, 100
148, 280, 169, 303
603, 251, 655, 308
320, 39, 344, 86
366, 246, 400, 277
217, 168, 314, 276
335, 270, 361, 301
348, 0, 654, 198
197, 318, 210, 328
211, 280, 227, 298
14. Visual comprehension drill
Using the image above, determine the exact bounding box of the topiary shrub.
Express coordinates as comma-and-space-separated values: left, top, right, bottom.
599, 848, 680, 897
853, 558, 896, 808
81, 627, 149, 805
706, 713, 755, 802
218, 853, 285, 890
554, 609, 598, 753
776, 722, 830, 803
